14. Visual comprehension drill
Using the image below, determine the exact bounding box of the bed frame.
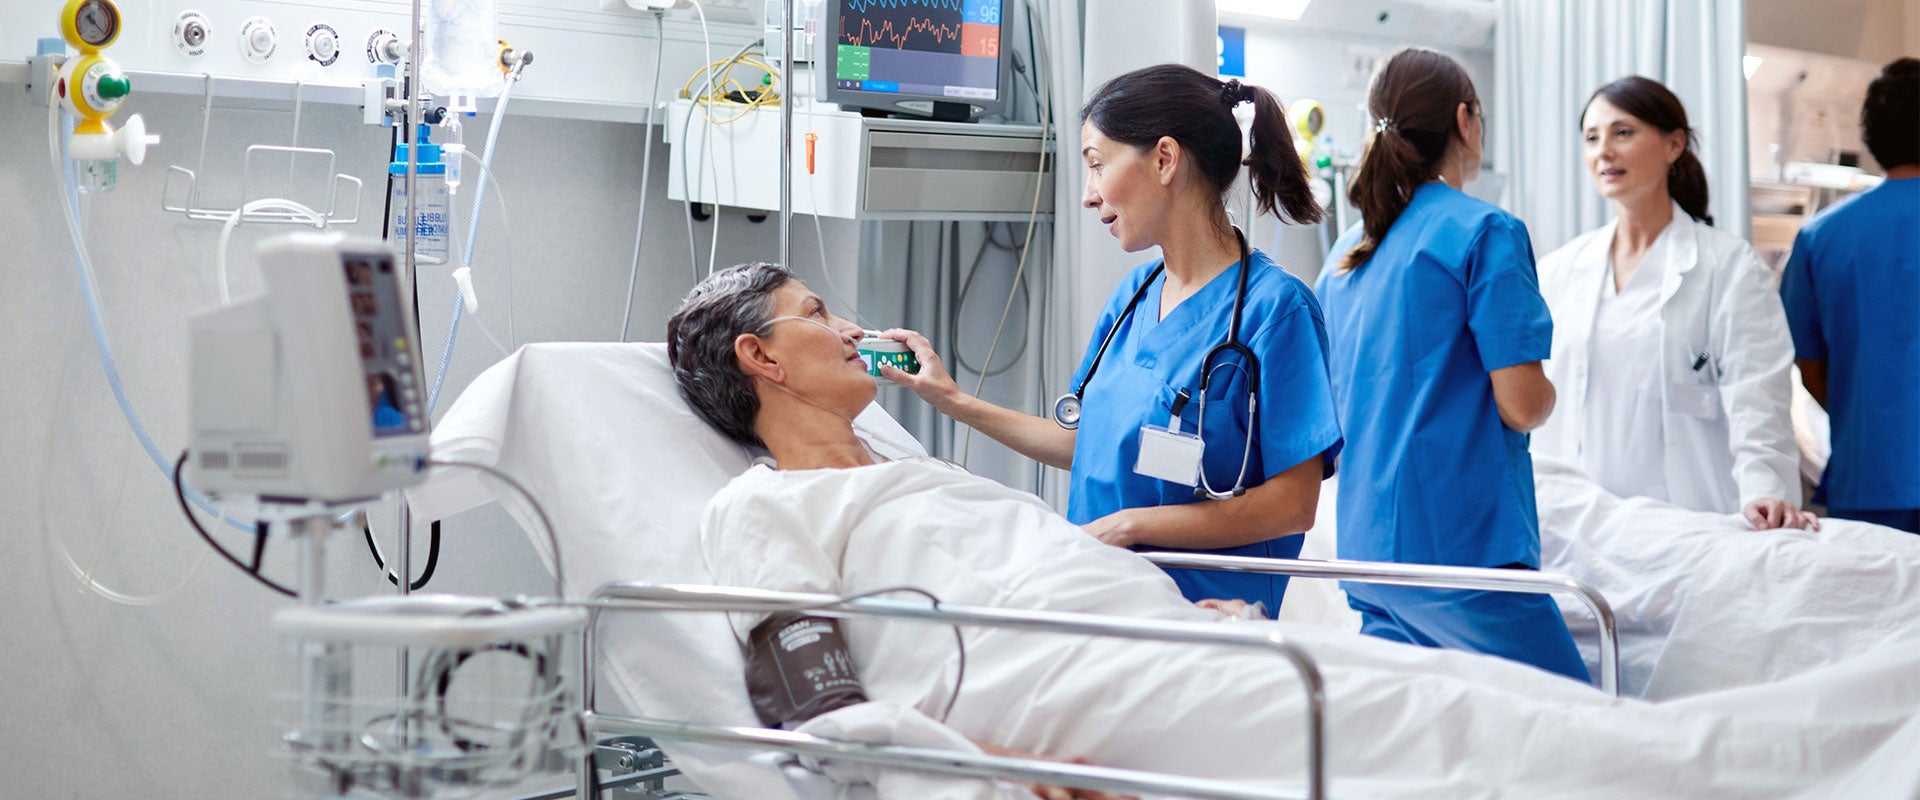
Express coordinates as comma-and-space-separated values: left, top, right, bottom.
501, 557, 1616, 800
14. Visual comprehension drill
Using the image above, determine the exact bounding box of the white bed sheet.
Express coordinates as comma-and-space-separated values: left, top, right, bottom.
406, 342, 944, 800
413, 342, 1920, 798
706, 458, 1920, 799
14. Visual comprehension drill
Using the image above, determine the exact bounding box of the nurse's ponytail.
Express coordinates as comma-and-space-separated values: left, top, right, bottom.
1340, 47, 1479, 271
1243, 83, 1324, 225
1588, 77, 1712, 225
1082, 64, 1323, 226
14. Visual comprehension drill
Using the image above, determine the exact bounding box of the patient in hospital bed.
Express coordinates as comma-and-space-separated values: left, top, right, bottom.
650, 263, 1920, 799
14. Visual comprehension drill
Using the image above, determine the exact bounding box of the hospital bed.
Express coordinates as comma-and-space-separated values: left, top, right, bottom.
408, 342, 1622, 799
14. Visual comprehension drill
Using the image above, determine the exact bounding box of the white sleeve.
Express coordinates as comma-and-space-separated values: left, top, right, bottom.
1712, 245, 1801, 507
701, 473, 846, 640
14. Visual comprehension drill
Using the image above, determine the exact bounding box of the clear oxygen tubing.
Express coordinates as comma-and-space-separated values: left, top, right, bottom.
427, 62, 521, 415
44, 86, 233, 604
215, 198, 329, 304
455, 148, 516, 355
618, 11, 668, 342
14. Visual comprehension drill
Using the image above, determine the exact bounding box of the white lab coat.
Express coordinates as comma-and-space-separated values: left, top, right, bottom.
1534, 203, 1799, 513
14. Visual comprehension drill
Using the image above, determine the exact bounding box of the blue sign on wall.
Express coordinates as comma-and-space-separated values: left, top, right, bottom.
1218, 25, 1246, 77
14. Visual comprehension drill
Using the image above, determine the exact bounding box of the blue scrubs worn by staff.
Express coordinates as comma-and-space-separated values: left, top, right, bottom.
1316, 183, 1589, 681
1780, 177, 1920, 533
1067, 248, 1343, 615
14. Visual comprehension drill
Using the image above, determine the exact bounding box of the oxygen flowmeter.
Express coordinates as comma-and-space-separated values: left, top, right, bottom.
55, 0, 160, 172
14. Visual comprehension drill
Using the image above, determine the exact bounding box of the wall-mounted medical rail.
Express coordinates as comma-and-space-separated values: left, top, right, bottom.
557, 581, 1330, 800
1142, 554, 1620, 697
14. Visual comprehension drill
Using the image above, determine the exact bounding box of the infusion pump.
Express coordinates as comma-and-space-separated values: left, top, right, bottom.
189, 233, 430, 502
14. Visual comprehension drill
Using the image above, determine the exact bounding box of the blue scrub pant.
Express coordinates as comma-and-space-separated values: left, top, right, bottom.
1147, 534, 1305, 620
1828, 507, 1920, 534
1344, 580, 1592, 683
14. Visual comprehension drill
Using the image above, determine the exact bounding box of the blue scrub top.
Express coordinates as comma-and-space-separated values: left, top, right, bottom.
1316, 183, 1552, 568
1780, 177, 1920, 509
1066, 248, 1344, 613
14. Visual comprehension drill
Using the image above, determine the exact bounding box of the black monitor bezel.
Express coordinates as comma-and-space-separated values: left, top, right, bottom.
819, 0, 1015, 121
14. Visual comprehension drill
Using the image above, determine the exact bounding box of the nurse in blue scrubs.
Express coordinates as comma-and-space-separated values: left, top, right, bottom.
882, 64, 1343, 617
1781, 58, 1920, 534
1314, 48, 1588, 681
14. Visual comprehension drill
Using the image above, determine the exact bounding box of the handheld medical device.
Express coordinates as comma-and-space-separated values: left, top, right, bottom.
188, 233, 431, 503
1053, 229, 1260, 499
857, 336, 919, 379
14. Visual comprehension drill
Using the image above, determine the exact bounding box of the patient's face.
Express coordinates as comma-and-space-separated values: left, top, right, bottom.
760, 280, 875, 416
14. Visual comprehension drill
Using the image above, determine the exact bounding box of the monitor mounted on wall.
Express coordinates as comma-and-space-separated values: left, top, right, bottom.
819, 0, 1013, 122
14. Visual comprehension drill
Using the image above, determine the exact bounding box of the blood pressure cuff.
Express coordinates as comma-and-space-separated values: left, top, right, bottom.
743, 612, 869, 729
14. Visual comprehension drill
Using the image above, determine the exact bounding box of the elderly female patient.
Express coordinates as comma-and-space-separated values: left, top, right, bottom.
663, 263, 1920, 800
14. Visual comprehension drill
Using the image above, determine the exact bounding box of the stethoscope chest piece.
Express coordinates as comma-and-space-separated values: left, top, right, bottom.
1052, 393, 1082, 430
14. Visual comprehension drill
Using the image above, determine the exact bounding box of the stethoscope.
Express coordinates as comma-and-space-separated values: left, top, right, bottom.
1051, 228, 1260, 500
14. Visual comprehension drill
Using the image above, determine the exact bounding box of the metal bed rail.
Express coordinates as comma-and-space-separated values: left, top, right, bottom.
1142, 553, 1620, 696
563, 581, 1331, 800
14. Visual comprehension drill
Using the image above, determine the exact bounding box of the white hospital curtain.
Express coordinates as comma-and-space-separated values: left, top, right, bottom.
1495, 0, 1750, 255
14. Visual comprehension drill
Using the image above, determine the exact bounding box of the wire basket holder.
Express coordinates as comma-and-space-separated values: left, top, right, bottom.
160, 76, 363, 226
274, 595, 589, 800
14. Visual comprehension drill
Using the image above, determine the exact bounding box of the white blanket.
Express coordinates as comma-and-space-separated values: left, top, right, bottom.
1534, 457, 1920, 699
705, 459, 1920, 799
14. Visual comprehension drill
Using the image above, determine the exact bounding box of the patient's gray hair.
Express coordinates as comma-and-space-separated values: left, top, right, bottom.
666, 262, 795, 448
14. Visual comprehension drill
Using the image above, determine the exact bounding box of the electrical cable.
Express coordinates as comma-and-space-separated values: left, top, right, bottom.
172, 451, 297, 598
950, 222, 1032, 378
958, 4, 1052, 468
363, 519, 442, 590
425, 458, 564, 599
620, 11, 670, 342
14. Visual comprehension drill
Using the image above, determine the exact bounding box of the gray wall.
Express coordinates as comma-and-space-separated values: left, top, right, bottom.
0, 85, 864, 797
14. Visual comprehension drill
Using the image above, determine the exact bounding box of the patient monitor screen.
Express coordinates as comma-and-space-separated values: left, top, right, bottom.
344, 253, 424, 438
835, 0, 1003, 102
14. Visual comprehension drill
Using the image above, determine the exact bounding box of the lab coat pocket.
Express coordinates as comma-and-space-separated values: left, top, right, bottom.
1669, 381, 1721, 420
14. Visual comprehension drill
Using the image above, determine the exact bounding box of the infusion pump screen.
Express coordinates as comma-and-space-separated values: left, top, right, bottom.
345, 254, 424, 438
836, 0, 1001, 101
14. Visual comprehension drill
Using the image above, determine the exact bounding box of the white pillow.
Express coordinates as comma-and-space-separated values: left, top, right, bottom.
407, 341, 924, 799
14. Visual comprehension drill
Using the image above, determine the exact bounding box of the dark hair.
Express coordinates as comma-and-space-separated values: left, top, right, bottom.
665, 262, 794, 448
1586, 76, 1712, 225
1341, 47, 1479, 270
1863, 57, 1920, 170
1081, 64, 1323, 226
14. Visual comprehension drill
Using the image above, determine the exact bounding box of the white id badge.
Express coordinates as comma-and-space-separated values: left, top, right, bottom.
1135, 426, 1204, 487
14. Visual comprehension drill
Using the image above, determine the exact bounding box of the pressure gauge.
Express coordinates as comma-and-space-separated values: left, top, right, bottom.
62, 0, 122, 53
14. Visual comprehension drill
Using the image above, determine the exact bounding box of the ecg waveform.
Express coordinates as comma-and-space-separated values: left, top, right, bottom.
844, 0, 963, 12
840, 15, 966, 50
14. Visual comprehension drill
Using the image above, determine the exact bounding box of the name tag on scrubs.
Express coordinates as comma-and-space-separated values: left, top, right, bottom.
1135, 426, 1203, 487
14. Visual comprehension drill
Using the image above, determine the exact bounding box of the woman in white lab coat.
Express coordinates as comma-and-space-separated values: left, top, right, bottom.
1534, 76, 1814, 529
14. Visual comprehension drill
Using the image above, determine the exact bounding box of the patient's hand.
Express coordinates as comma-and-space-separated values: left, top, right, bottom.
1744, 498, 1821, 531
974, 741, 1138, 800
1196, 598, 1257, 619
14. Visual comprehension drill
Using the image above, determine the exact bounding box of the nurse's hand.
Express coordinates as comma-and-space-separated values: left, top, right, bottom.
876, 328, 964, 411
1082, 509, 1141, 548
1744, 498, 1821, 531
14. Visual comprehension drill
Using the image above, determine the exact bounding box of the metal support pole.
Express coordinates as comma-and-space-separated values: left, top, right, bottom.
778, 0, 796, 269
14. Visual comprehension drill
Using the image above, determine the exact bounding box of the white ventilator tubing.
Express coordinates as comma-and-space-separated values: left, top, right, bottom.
45, 85, 230, 605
